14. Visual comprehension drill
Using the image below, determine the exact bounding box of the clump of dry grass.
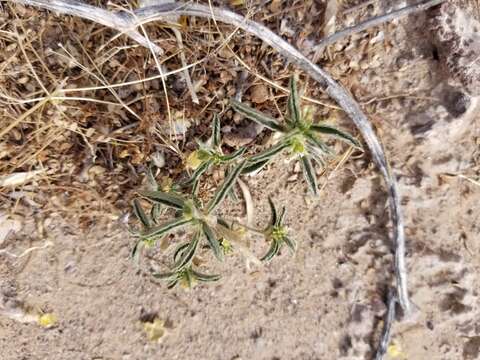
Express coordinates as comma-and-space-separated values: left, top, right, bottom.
0, 1, 347, 225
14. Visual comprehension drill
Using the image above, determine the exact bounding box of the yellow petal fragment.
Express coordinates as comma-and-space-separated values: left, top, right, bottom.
38, 313, 57, 328
143, 318, 166, 342
387, 343, 405, 359
229, 0, 245, 6
160, 176, 173, 192
186, 151, 202, 170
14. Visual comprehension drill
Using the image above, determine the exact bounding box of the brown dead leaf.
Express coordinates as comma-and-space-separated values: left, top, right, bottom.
250, 84, 269, 104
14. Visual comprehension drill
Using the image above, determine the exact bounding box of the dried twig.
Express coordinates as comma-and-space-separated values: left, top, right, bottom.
313, 0, 446, 61
375, 291, 397, 360
442, 172, 480, 188
172, 27, 199, 104
0, 241, 53, 259
4, 0, 446, 314
139, 0, 199, 104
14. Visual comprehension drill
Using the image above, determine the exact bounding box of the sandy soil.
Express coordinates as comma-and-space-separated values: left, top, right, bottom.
1, 1, 480, 360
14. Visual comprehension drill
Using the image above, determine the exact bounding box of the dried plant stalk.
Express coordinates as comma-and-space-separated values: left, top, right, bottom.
375, 291, 397, 360
139, 0, 199, 103
313, 0, 446, 59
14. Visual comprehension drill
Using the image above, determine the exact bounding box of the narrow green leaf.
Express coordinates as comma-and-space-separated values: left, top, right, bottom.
301, 155, 318, 196
140, 190, 185, 210
133, 199, 150, 228
219, 147, 247, 162
183, 158, 213, 188
277, 206, 287, 227
150, 203, 163, 224
207, 159, 247, 213
211, 114, 221, 147
202, 223, 223, 261
184, 269, 194, 288
167, 280, 179, 289
268, 197, 278, 226
173, 231, 200, 271
173, 243, 190, 262
310, 124, 361, 148
141, 217, 192, 240
248, 140, 289, 164
242, 159, 270, 174
191, 179, 200, 196
192, 270, 221, 282
224, 165, 239, 202
305, 132, 333, 155
231, 99, 286, 132
131, 239, 142, 261
288, 76, 301, 124
261, 240, 280, 262
192, 194, 202, 210
284, 237, 296, 253
227, 185, 239, 202
305, 142, 328, 168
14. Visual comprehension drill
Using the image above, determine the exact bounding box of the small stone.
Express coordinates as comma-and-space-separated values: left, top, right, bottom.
88, 165, 105, 176
293, 161, 301, 173
233, 113, 242, 124
151, 152, 165, 168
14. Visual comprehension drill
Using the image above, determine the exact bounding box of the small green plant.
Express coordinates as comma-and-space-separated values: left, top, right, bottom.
153, 239, 221, 289
231, 76, 361, 195
240, 197, 296, 261
131, 75, 358, 289
133, 189, 293, 287
183, 114, 246, 194
133, 159, 246, 256
132, 159, 250, 288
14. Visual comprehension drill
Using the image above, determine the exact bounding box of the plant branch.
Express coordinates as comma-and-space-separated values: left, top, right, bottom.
375, 291, 397, 360
312, 0, 447, 61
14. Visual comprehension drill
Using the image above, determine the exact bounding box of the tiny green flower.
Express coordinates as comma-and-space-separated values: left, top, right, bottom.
261, 198, 296, 261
